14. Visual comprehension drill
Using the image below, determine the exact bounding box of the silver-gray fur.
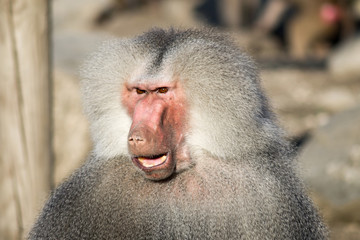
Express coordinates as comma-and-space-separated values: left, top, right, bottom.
28, 28, 328, 239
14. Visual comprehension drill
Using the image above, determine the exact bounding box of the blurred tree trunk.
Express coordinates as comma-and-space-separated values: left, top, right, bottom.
0, 0, 52, 239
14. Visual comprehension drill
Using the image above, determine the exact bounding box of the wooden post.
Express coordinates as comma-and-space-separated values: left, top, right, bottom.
0, 0, 52, 239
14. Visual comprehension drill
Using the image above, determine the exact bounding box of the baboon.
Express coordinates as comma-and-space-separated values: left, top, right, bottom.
286, 0, 354, 59
28, 28, 328, 239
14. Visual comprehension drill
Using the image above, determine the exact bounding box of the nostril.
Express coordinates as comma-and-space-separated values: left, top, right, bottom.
135, 136, 143, 141
128, 135, 144, 143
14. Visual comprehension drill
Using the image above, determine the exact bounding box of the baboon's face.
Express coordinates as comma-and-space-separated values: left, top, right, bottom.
122, 80, 190, 180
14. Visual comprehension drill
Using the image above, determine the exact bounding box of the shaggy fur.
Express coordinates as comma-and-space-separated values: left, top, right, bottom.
28, 28, 328, 239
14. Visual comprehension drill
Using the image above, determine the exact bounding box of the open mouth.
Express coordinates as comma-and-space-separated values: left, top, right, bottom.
133, 153, 168, 169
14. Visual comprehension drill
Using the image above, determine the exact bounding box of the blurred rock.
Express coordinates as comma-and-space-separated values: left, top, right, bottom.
299, 104, 360, 206
53, 1, 111, 186
53, 0, 111, 31
53, 70, 91, 185
54, 31, 111, 75
316, 88, 356, 112
328, 37, 360, 80
102, 0, 200, 37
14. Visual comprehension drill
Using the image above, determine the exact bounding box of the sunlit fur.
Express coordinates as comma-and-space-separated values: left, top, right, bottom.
29, 28, 328, 239
81, 29, 285, 161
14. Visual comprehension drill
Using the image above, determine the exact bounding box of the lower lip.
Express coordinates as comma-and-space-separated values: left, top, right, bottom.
133, 153, 168, 170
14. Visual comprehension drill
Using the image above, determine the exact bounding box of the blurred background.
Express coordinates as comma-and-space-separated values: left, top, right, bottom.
1, 0, 360, 239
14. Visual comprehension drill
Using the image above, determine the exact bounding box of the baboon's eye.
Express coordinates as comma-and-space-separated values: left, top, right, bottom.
157, 87, 169, 94
136, 88, 146, 94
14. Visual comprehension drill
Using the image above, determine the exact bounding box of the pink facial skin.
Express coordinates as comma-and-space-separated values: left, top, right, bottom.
122, 81, 190, 180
